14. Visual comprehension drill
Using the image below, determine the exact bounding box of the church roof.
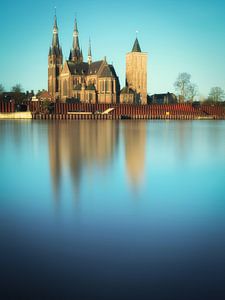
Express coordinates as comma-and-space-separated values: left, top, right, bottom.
67, 60, 118, 79
132, 38, 141, 52
99, 64, 113, 78
120, 87, 135, 94
88, 61, 103, 74
67, 61, 89, 75
108, 65, 117, 78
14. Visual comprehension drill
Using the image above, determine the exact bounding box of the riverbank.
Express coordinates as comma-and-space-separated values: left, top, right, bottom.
31, 113, 220, 120
0, 112, 32, 119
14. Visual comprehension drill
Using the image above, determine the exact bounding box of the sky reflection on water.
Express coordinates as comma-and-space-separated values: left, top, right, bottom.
0, 120, 225, 300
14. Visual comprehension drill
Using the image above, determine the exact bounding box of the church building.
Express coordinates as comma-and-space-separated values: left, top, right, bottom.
48, 15, 148, 105
48, 15, 120, 103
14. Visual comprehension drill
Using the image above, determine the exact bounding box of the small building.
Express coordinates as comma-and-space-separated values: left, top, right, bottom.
120, 87, 135, 104
149, 93, 177, 104
36, 90, 53, 101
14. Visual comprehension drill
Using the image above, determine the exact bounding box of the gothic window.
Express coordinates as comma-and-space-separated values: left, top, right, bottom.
100, 81, 104, 93
63, 79, 68, 96
105, 80, 108, 93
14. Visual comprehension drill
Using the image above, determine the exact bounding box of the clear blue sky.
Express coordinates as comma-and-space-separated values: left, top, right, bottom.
0, 0, 225, 97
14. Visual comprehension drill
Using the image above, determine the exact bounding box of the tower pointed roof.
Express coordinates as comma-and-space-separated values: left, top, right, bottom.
52, 14, 59, 48
74, 18, 78, 31
49, 13, 63, 58
70, 18, 83, 63
88, 38, 92, 57
88, 38, 92, 64
132, 38, 141, 52
73, 18, 80, 50
54, 14, 57, 28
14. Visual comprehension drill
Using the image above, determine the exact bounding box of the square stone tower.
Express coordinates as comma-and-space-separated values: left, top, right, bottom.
126, 38, 148, 104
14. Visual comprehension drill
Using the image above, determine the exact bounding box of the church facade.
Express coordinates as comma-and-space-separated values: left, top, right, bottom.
48, 15, 147, 104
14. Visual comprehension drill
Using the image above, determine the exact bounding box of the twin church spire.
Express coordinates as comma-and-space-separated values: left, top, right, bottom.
49, 13, 62, 56
69, 18, 83, 63
49, 14, 92, 64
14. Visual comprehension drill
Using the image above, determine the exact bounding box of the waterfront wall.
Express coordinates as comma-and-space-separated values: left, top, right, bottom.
0, 112, 32, 119
0, 102, 15, 113
1, 101, 225, 120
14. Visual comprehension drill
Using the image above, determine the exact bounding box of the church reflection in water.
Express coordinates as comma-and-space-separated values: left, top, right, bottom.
123, 121, 147, 188
48, 120, 147, 199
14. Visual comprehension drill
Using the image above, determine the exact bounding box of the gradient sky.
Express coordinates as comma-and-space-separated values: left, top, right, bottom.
0, 0, 225, 97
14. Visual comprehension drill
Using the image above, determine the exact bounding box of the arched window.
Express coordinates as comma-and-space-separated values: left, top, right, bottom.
63, 80, 67, 96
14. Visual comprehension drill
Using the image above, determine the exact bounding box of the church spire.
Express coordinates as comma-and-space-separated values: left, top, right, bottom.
70, 18, 83, 63
73, 18, 80, 50
49, 11, 62, 57
132, 38, 141, 52
88, 38, 92, 65
52, 13, 60, 48
48, 10, 63, 100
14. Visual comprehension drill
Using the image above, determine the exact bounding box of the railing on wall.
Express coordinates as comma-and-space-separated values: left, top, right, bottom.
1, 101, 225, 119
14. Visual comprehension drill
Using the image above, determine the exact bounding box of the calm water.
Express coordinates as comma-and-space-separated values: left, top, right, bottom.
0, 120, 225, 300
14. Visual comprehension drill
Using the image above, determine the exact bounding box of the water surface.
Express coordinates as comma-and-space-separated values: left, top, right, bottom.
0, 120, 225, 299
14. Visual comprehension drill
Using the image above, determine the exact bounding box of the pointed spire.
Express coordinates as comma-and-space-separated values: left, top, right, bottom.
71, 18, 83, 63
132, 38, 141, 52
73, 18, 80, 50
88, 38, 92, 56
52, 12, 59, 48
49, 10, 63, 61
74, 18, 78, 32
69, 50, 72, 61
88, 38, 92, 65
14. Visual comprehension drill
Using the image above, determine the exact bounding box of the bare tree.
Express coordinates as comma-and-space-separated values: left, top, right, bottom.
11, 84, 23, 93
174, 73, 191, 100
208, 87, 225, 102
174, 72, 198, 102
188, 83, 198, 102
0, 83, 4, 94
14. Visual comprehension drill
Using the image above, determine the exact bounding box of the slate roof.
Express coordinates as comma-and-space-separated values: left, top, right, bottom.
67, 61, 89, 75
108, 65, 117, 78
99, 64, 113, 78
88, 61, 103, 74
120, 87, 135, 94
67, 60, 118, 80
49, 46, 62, 56
132, 38, 141, 52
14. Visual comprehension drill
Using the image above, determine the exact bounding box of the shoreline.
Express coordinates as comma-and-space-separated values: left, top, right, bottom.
0, 112, 222, 120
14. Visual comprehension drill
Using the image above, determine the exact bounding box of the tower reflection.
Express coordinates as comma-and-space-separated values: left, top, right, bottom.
123, 121, 147, 188
48, 121, 119, 200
